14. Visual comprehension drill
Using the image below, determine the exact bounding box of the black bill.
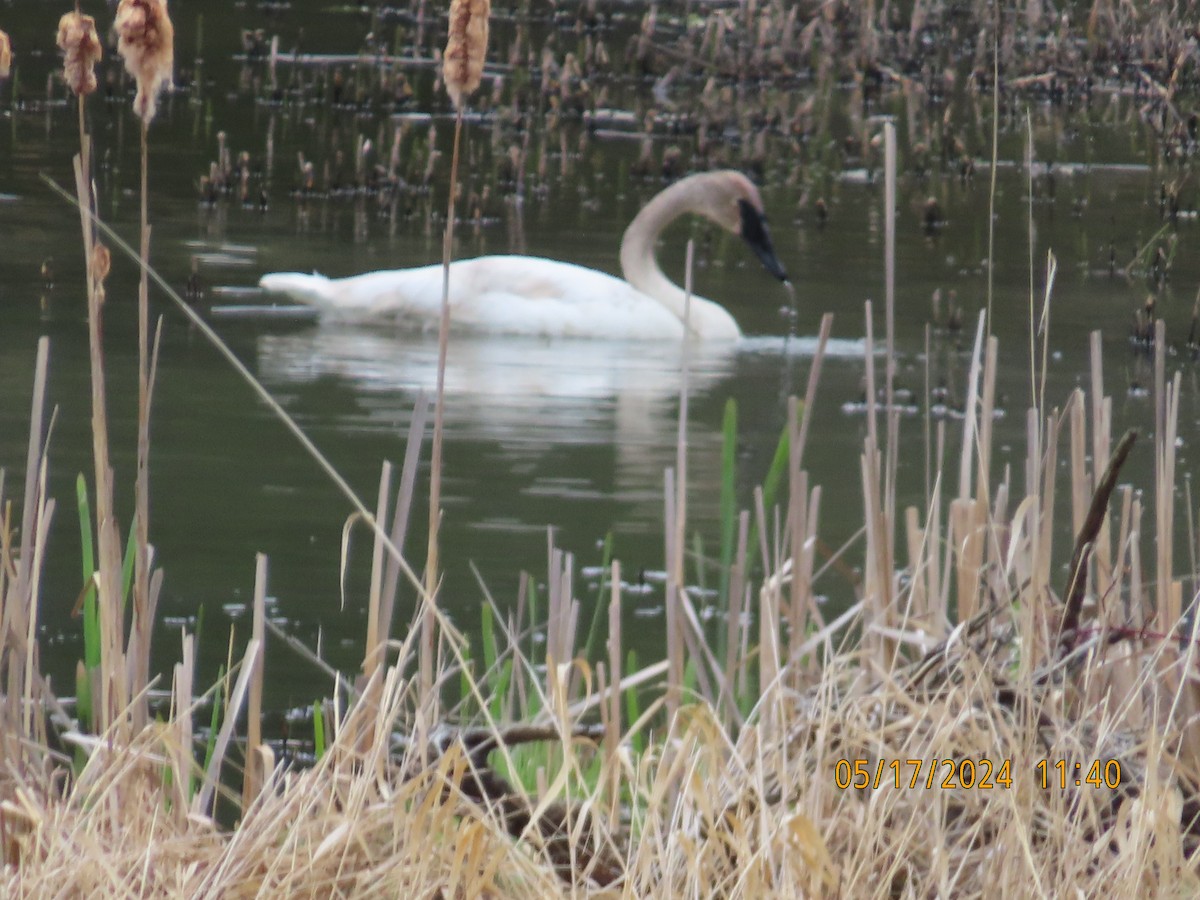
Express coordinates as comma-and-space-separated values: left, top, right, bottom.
738, 198, 789, 282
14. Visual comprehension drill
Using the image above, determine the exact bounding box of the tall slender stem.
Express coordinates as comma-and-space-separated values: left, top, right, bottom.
423, 107, 465, 707
73, 90, 124, 731
132, 121, 152, 729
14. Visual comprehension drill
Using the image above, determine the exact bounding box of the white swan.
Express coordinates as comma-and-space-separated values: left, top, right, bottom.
257, 170, 788, 341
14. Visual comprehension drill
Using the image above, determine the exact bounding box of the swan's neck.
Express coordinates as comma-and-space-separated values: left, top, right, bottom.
619, 183, 740, 339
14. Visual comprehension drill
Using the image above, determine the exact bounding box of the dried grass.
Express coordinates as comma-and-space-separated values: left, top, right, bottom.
6, 292, 1200, 895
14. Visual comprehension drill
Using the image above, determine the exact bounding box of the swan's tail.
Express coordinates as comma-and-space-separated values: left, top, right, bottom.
258, 272, 338, 313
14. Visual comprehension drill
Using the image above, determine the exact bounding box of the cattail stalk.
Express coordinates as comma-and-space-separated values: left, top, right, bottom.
116, 0, 174, 726
60, 8, 124, 731
423, 0, 489, 705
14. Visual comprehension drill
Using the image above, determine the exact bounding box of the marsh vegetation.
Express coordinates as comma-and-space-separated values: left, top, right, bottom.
5, 0, 1200, 895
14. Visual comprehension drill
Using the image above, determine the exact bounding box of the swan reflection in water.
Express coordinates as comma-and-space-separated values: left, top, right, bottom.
255, 328, 864, 527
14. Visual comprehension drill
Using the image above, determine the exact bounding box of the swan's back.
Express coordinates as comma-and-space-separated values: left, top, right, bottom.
259, 257, 738, 340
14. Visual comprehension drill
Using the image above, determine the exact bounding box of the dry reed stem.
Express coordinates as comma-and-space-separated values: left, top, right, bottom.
3, 338, 50, 747
374, 396, 429, 678
664, 239, 696, 719
60, 11, 111, 727
130, 123, 154, 731
363, 462, 393, 692
242, 554, 268, 808
171, 632, 195, 816
69, 131, 128, 730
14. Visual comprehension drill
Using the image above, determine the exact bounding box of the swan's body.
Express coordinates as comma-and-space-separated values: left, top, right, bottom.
260, 257, 708, 339
259, 170, 788, 341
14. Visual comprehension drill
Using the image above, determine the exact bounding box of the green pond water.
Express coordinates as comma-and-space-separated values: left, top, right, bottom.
0, 1, 1198, 713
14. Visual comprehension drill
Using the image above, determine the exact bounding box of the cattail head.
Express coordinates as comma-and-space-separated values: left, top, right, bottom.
114, 0, 174, 124
442, 0, 490, 110
57, 12, 103, 97
0, 30, 11, 80
92, 243, 111, 284
91, 242, 111, 304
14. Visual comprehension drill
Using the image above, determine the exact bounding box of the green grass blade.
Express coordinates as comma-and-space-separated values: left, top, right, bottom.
624, 649, 643, 756
583, 531, 613, 662
121, 517, 137, 610
312, 700, 326, 761
200, 665, 225, 799
82, 591, 99, 671
526, 577, 540, 662
691, 531, 707, 596
718, 398, 738, 603
75, 474, 95, 605
74, 661, 92, 761
745, 423, 790, 581
459, 644, 474, 714
481, 603, 497, 676
75, 475, 100, 729
717, 399, 738, 663
489, 658, 512, 721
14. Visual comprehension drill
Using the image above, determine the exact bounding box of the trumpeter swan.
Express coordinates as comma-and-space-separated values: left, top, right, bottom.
258, 170, 788, 340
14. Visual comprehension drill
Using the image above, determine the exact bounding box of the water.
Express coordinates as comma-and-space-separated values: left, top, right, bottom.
1, 2, 1198, 708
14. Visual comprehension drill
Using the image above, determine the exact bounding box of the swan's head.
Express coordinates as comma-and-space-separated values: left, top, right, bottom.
700, 171, 789, 283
